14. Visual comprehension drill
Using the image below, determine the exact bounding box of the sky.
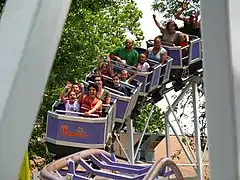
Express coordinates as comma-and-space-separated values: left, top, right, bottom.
132, 0, 196, 135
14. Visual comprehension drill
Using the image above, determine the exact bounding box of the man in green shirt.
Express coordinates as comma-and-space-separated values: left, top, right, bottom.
109, 39, 139, 66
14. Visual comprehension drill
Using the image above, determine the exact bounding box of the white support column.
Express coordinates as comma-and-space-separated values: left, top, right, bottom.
165, 115, 170, 158
192, 82, 203, 180
200, 0, 240, 179
164, 94, 196, 167
127, 118, 135, 164
134, 105, 154, 161
164, 83, 192, 161
164, 116, 171, 180
0, 0, 71, 179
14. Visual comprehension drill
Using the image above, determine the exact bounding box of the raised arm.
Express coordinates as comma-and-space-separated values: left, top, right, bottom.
60, 86, 70, 104
176, 3, 188, 21
60, 81, 72, 103
193, 11, 201, 29
78, 83, 85, 104
196, 19, 201, 29
107, 56, 114, 77
153, 15, 165, 32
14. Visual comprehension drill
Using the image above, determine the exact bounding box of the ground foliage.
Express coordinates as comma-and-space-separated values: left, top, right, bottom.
135, 103, 165, 134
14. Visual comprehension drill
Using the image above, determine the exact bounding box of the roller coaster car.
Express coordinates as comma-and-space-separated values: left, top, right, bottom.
146, 35, 203, 81
46, 99, 116, 159
133, 47, 173, 86
107, 55, 173, 116
110, 60, 161, 96
85, 73, 141, 128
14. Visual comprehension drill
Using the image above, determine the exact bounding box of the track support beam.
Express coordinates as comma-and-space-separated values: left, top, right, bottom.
200, 0, 240, 179
0, 0, 71, 179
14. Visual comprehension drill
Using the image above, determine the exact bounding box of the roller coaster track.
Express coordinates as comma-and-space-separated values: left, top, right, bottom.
143, 158, 184, 180
40, 149, 184, 180
40, 149, 111, 180
130, 69, 203, 120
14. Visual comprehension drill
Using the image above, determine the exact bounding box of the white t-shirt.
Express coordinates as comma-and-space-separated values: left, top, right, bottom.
147, 47, 167, 62
65, 100, 80, 116
137, 62, 150, 72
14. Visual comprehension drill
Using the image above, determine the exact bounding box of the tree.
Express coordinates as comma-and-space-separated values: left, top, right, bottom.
28, 0, 144, 170
176, 83, 207, 151
135, 103, 165, 134
152, 0, 200, 19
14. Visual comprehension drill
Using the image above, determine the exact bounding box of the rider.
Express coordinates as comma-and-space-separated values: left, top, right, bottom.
176, 1, 201, 37
153, 15, 181, 45
97, 56, 113, 77
111, 74, 129, 96
145, 37, 167, 63
79, 83, 103, 116
93, 75, 111, 104
109, 38, 139, 66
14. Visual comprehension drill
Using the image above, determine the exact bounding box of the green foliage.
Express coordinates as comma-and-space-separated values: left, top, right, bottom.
135, 103, 165, 133
152, 0, 200, 19
52, 0, 144, 85
28, 0, 144, 169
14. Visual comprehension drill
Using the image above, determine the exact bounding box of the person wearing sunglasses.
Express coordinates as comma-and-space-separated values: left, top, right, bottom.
109, 38, 139, 67
94, 75, 111, 104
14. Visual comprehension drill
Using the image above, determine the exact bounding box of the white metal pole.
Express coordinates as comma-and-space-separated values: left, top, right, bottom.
134, 105, 154, 160
192, 82, 203, 180
165, 94, 197, 161
114, 133, 131, 163
165, 82, 192, 116
202, 138, 208, 162
165, 115, 171, 180
165, 115, 170, 158
127, 118, 135, 164
164, 83, 191, 160
163, 94, 196, 168
200, 0, 240, 178
0, 0, 71, 179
